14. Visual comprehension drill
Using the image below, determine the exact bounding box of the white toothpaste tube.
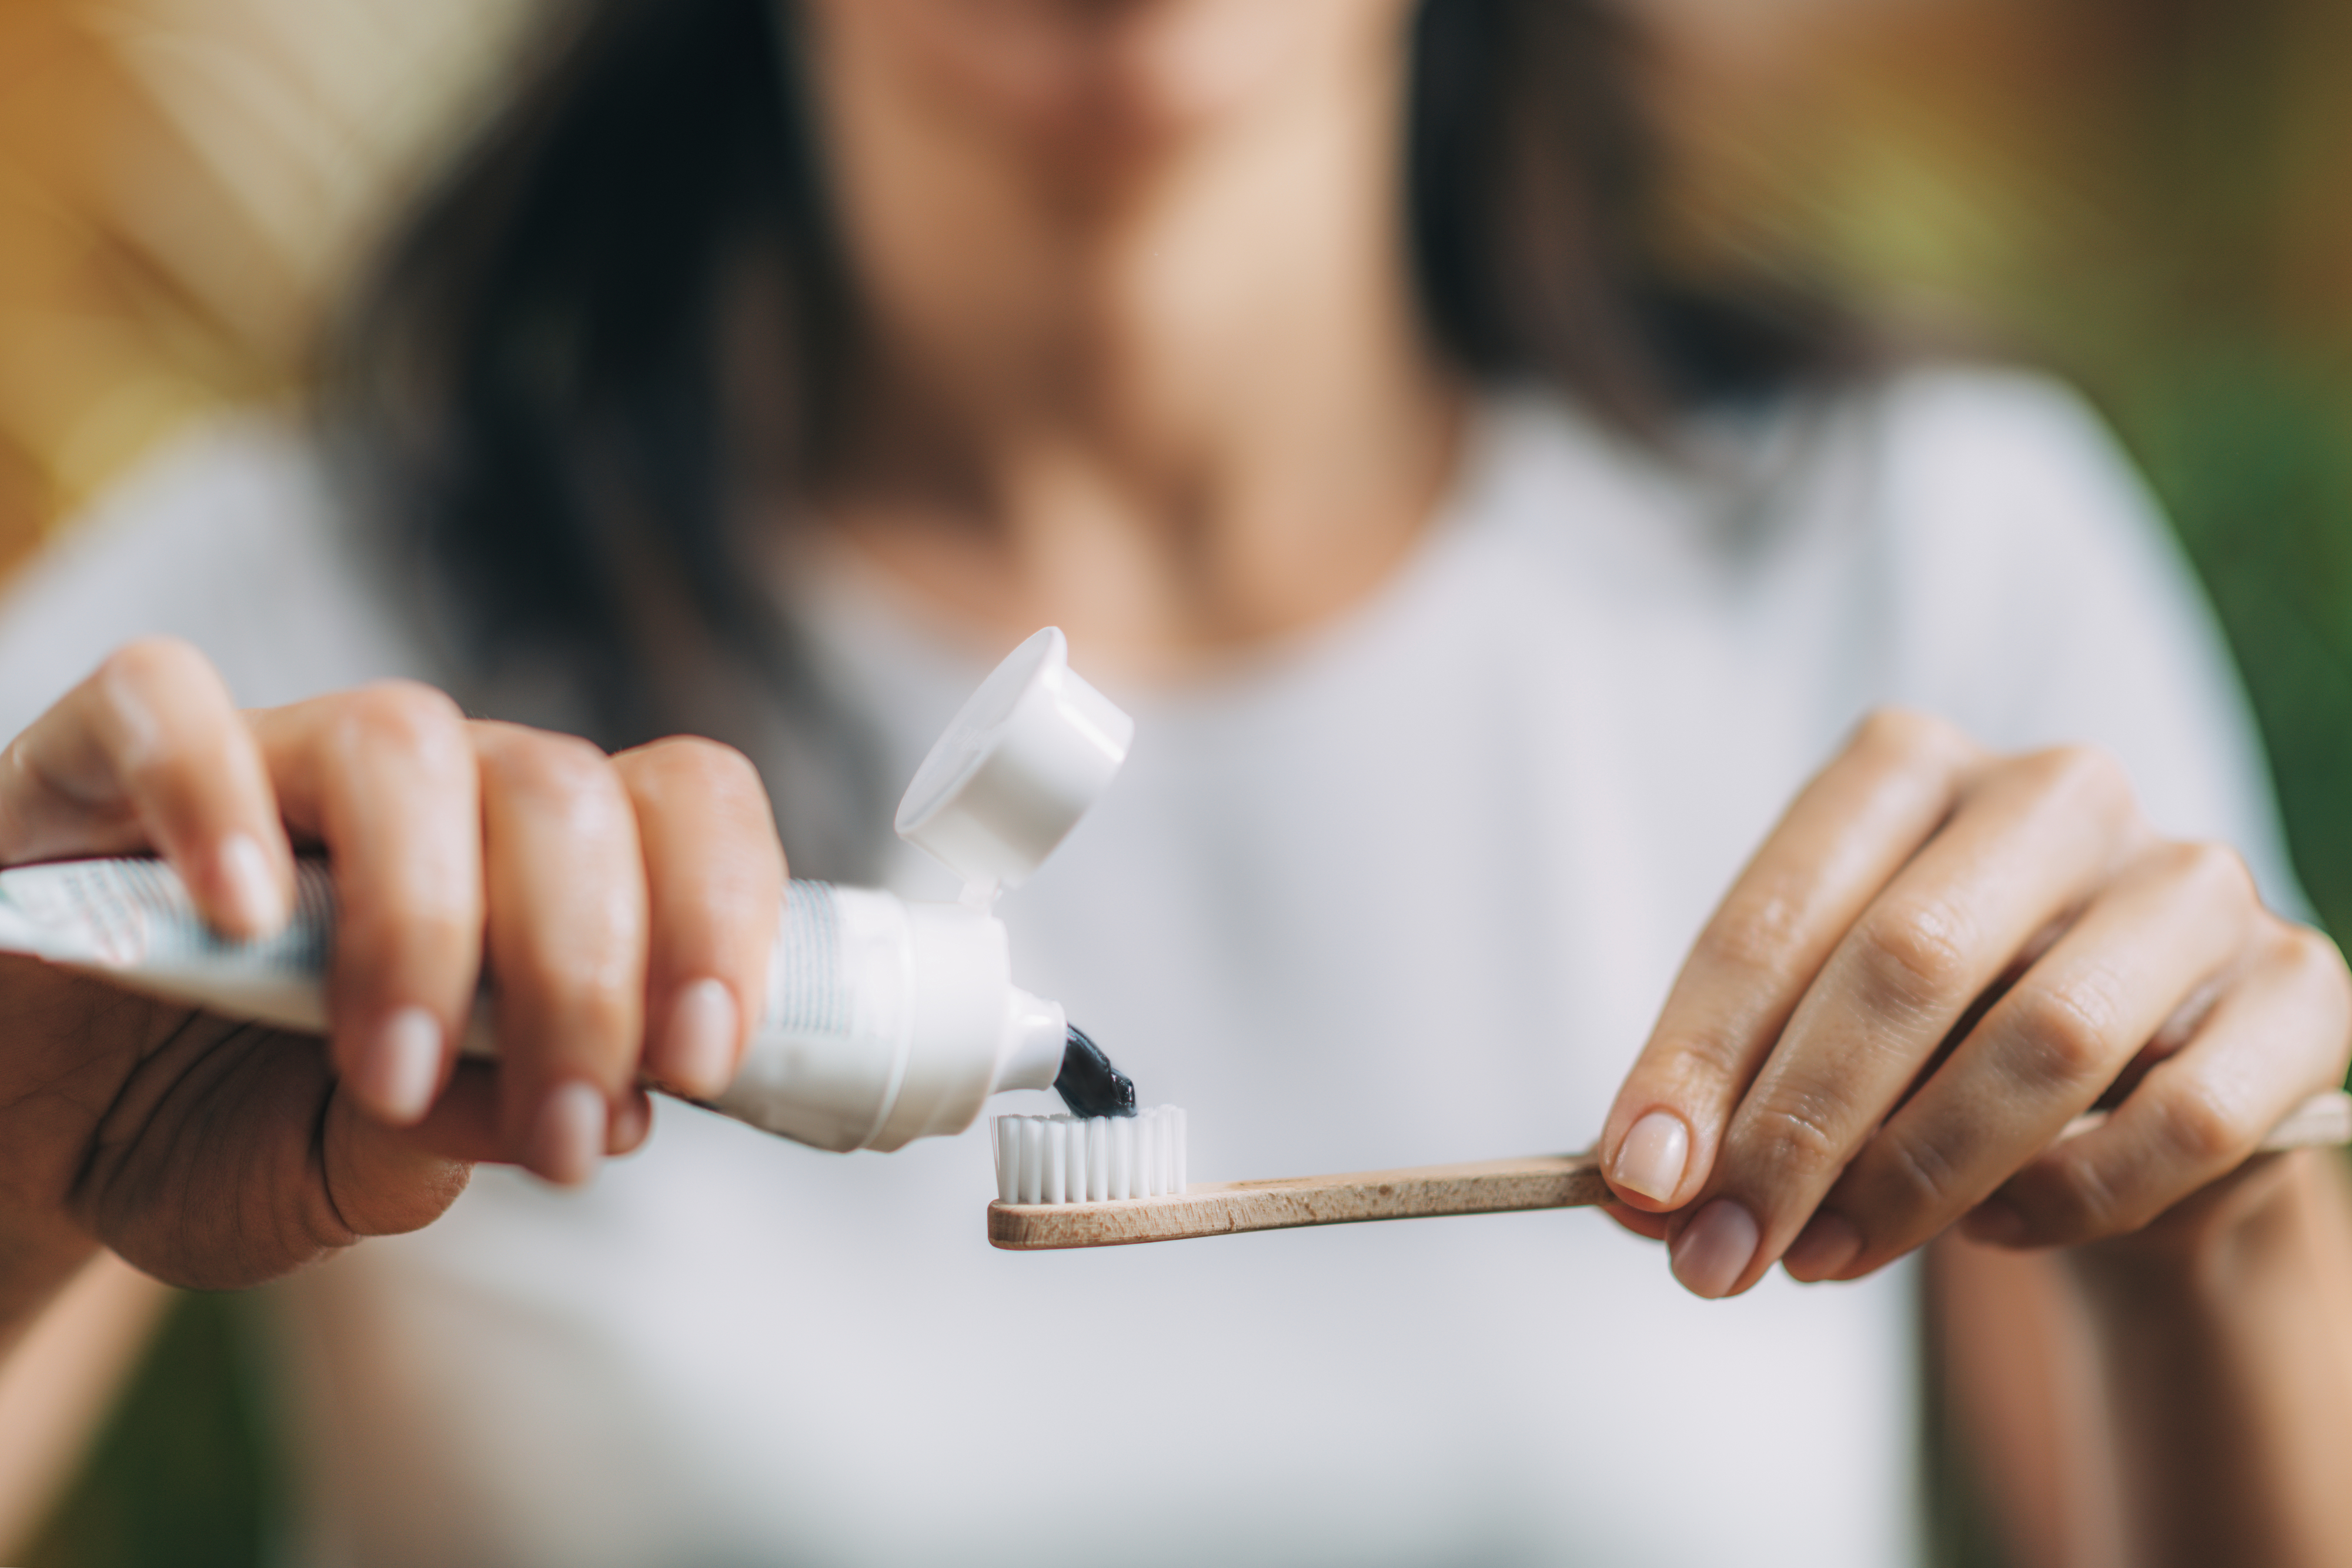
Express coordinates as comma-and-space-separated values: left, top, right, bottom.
0, 627, 1132, 1154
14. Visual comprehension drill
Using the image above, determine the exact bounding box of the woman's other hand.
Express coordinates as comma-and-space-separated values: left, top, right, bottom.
0, 638, 783, 1295
1596, 708, 2352, 1298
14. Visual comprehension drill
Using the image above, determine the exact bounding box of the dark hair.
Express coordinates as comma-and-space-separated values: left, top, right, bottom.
331, 0, 1838, 771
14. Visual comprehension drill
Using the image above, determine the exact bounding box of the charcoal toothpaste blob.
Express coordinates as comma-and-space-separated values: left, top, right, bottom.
0, 627, 1138, 1152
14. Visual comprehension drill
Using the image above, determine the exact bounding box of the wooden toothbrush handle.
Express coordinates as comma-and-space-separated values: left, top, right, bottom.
987, 1088, 2352, 1252
989, 1153, 1608, 1250
2071, 1084, 2352, 1151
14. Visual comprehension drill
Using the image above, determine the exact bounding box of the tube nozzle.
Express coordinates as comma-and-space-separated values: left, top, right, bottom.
1053, 1024, 1137, 1119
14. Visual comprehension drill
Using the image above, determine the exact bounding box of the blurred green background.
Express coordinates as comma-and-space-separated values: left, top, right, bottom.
1753, 0, 2352, 940
5, 1, 2349, 1564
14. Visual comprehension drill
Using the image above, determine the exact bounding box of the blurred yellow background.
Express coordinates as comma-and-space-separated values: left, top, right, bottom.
5, 2, 2349, 1565
0, 0, 526, 571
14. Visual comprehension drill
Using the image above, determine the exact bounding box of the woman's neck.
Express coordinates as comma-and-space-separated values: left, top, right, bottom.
800, 5, 1464, 676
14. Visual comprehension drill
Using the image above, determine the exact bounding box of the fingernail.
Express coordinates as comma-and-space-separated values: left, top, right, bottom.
215, 833, 286, 937
357, 1007, 443, 1126
532, 1081, 607, 1187
609, 1089, 654, 1155
1782, 1211, 1863, 1282
658, 979, 739, 1099
1670, 1199, 1759, 1299
1964, 1200, 2026, 1248
1612, 1111, 1690, 1203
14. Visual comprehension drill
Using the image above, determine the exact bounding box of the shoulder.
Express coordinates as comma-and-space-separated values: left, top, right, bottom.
1454, 367, 2160, 594
1869, 363, 2122, 470
1841, 367, 2298, 901
1862, 365, 2161, 573
1466, 368, 2291, 893
1843, 367, 2203, 703
26, 416, 335, 593
0, 416, 437, 738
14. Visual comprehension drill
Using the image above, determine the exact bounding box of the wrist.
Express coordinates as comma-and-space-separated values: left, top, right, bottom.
0, 1219, 100, 1358
2064, 1150, 2318, 1320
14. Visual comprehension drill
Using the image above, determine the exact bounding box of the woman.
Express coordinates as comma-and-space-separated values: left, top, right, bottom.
2, 1, 2349, 1563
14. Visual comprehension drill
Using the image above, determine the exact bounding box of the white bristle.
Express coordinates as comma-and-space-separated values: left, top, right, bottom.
1020, 1117, 1045, 1203
991, 1107, 1188, 1204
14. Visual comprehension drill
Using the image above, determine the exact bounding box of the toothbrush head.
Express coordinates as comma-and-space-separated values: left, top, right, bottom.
992, 1106, 1186, 1204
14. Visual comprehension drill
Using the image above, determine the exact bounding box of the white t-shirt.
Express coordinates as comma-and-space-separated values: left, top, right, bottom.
0, 372, 2294, 1567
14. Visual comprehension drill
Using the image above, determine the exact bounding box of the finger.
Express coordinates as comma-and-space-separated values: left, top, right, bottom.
392, 1060, 505, 1164
346, 1060, 656, 1165
1783, 840, 2259, 1282
1602, 710, 1984, 1211
1973, 921, 2352, 1251
1601, 1202, 1672, 1243
474, 723, 647, 1186
251, 685, 483, 1129
1674, 743, 2147, 1298
320, 1089, 477, 1239
609, 1086, 654, 1156
0, 638, 291, 937
612, 738, 784, 1100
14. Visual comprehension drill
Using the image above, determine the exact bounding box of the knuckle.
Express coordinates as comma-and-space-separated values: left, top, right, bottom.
2163, 839, 2256, 907
1875, 1124, 1963, 1215
2278, 927, 2352, 1070
1852, 897, 1973, 1017
2033, 1152, 2124, 1241
493, 733, 624, 815
2006, 979, 2123, 1089
2098, 1182, 2173, 1239
332, 682, 469, 767
93, 638, 214, 763
2270, 922, 2347, 990
2153, 1081, 2246, 1169
1741, 1088, 1849, 1182
628, 735, 766, 804
1853, 707, 1972, 774
99, 634, 203, 689
1693, 882, 1811, 978
1642, 1032, 1747, 1091
2018, 743, 2134, 817
2154, 841, 2258, 912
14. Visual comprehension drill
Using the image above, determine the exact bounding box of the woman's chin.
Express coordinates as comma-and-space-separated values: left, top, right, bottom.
805, 0, 1403, 163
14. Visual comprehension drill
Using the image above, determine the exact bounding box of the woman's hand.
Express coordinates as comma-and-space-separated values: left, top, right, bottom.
0, 638, 784, 1295
1597, 709, 2352, 1299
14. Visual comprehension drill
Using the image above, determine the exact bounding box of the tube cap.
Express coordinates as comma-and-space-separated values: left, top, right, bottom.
894, 627, 1133, 897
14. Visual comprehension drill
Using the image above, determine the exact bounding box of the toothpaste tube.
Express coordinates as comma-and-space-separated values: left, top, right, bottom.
0, 627, 1134, 1154
0, 855, 1068, 1153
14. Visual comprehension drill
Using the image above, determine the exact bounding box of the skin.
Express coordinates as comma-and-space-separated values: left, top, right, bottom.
1594, 711, 2352, 1564
799, 0, 1462, 672
4, 1, 2351, 1563
0, 638, 783, 1342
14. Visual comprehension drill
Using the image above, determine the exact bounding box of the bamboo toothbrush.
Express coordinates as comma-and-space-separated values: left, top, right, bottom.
987, 1088, 2352, 1251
